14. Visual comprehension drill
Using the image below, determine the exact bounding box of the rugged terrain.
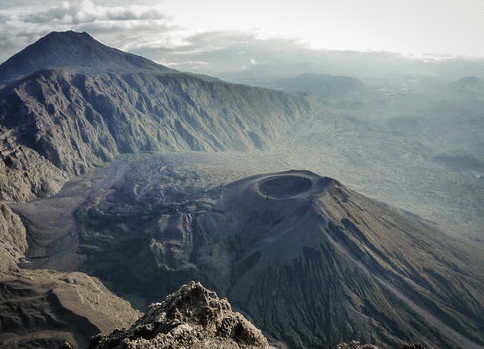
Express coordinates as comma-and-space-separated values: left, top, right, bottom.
0, 31, 315, 181
13, 152, 484, 349
0, 268, 140, 349
0, 204, 27, 272
69, 155, 484, 349
0, 178, 140, 349
1, 31, 484, 349
84, 281, 425, 349
0, 31, 314, 348
86, 281, 273, 349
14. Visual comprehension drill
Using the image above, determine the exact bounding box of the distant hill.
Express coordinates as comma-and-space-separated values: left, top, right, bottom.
225, 73, 365, 99
276, 73, 365, 98
448, 76, 484, 98
0, 31, 175, 88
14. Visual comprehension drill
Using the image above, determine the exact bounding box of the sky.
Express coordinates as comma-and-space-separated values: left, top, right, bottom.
1, 0, 484, 75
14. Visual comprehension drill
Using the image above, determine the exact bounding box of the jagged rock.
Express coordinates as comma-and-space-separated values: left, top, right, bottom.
86, 281, 274, 349
0, 137, 67, 202
399, 345, 425, 349
0, 203, 27, 272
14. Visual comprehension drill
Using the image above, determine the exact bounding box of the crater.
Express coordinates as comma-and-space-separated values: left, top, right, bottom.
258, 175, 313, 199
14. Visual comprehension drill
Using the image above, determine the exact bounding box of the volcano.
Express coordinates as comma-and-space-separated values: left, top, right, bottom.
64, 155, 484, 349
1, 32, 484, 349
0, 31, 174, 87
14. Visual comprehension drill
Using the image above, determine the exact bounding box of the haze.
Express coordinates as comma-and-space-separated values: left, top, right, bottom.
1, 1, 483, 234
1, 24, 484, 348
2, 0, 484, 74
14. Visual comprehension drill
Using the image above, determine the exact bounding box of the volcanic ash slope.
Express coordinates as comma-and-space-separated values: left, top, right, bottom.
76, 162, 484, 349
223, 171, 484, 349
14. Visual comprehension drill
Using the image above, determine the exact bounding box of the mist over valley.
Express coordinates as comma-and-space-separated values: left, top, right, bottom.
1, 31, 484, 349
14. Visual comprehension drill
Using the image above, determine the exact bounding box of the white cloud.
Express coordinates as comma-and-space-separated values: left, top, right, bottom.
2, 0, 484, 77
0, 0, 174, 63
127, 31, 314, 74
23, 1, 167, 24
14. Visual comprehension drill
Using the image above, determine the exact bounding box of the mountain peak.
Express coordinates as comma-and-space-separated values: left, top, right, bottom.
0, 30, 174, 87
35, 30, 98, 51
40, 30, 90, 39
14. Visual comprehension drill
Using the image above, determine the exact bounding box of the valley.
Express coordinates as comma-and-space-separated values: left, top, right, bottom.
1, 31, 484, 349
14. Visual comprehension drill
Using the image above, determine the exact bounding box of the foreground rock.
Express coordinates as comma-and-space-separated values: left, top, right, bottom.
87, 281, 274, 349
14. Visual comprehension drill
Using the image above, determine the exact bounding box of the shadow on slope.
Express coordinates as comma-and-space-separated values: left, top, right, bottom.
65, 154, 484, 349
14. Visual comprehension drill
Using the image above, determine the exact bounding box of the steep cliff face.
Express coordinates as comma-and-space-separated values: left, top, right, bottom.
2, 31, 483, 349
0, 68, 313, 176
0, 204, 27, 272
0, 131, 66, 202
0, 31, 315, 195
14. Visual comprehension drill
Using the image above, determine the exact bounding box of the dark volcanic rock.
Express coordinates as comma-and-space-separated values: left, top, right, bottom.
72, 161, 484, 349
0, 31, 174, 87
335, 341, 379, 349
334, 342, 425, 349
86, 281, 273, 349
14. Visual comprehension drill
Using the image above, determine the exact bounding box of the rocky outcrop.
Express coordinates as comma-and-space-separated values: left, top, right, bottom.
0, 204, 27, 272
0, 135, 66, 202
335, 342, 379, 349
86, 281, 273, 349
2, 31, 483, 349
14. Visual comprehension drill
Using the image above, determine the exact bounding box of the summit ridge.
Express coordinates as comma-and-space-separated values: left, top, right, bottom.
0, 30, 174, 87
